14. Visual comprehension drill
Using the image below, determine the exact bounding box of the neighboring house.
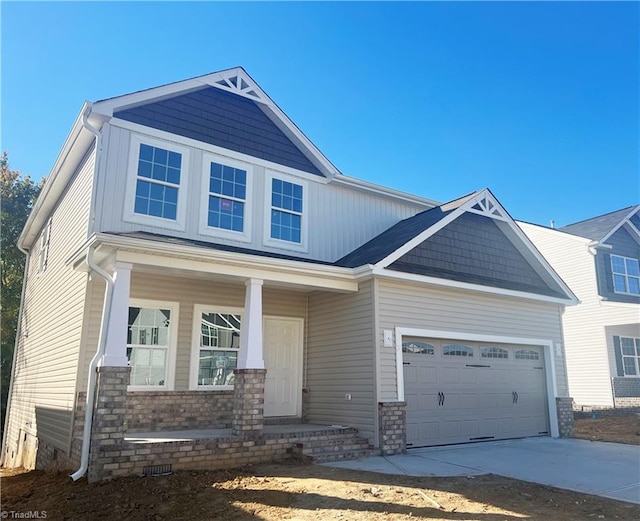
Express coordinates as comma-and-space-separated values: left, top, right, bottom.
520, 207, 640, 410
2, 67, 577, 481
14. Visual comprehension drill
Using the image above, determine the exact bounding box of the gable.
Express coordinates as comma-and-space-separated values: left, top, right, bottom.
114, 86, 323, 176
606, 226, 640, 257
388, 212, 567, 298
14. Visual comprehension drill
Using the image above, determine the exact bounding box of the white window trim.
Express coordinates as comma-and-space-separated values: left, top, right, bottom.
189, 304, 244, 391
611, 254, 640, 296
198, 153, 253, 243
123, 133, 190, 231
620, 336, 640, 377
37, 219, 51, 275
263, 170, 309, 253
127, 298, 179, 391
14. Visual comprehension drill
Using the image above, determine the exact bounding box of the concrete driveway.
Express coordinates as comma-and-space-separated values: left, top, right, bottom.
324, 437, 640, 504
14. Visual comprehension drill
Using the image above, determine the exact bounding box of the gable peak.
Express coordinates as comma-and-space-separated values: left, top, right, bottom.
206, 68, 267, 103
463, 190, 507, 221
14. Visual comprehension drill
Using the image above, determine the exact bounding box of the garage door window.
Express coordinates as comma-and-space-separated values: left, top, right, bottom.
402, 340, 435, 354
515, 349, 540, 360
443, 344, 473, 357
481, 347, 508, 359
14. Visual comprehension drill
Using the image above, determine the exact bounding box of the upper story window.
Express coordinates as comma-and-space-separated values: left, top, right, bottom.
125, 135, 189, 231
199, 154, 252, 242
611, 255, 640, 295
261, 170, 310, 253
37, 219, 51, 274
134, 144, 181, 220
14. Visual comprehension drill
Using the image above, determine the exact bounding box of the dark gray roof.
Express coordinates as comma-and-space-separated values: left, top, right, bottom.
106, 232, 333, 265
335, 206, 455, 267
115, 86, 323, 176
559, 206, 639, 241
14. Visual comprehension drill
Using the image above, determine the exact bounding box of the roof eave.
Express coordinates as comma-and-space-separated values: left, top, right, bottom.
18, 102, 96, 250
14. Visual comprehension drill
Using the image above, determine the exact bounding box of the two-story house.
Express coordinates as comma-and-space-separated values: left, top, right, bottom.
2, 67, 577, 481
520, 206, 640, 409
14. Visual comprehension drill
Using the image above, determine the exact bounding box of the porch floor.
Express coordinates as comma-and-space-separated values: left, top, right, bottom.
125, 423, 349, 444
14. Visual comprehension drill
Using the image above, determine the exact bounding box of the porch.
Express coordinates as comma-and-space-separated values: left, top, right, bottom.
90, 422, 377, 481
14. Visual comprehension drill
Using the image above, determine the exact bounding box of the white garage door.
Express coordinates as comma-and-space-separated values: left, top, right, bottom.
403, 337, 549, 448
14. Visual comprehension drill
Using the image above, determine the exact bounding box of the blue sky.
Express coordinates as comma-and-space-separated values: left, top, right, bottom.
2, 1, 638, 227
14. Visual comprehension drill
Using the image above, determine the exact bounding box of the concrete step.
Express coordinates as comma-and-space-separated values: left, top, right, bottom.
308, 447, 381, 463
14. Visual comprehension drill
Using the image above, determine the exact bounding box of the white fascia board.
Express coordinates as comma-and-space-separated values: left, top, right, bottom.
623, 220, 640, 246
19, 103, 94, 250
599, 205, 640, 244
331, 175, 440, 208
371, 266, 578, 306
84, 233, 359, 292
109, 118, 332, 185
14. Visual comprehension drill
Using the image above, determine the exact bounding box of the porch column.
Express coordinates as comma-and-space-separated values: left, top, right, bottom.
238, 278, 264, 369
98, 262, 132, 367
233, 278, 266, 436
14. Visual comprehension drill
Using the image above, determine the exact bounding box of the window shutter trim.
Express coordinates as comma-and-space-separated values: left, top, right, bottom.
613, 336, 624, 376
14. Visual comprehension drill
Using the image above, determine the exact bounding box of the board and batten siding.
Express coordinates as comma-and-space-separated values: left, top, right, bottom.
376, 279, 568, 402
95, 124, 424, 263
306, 280, 376, 442
78, 272, 307, 392
4, 148, 95, 463
520, 222, 639, 406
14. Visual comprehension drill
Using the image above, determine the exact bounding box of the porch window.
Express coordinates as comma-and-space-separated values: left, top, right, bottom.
620, 337, 640, 376
611, 255, 640, 295
127, 303, 177, 389
192, 308, 241, 388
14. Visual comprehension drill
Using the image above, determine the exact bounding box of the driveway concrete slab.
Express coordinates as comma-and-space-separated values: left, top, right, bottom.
323, 437, 640, 504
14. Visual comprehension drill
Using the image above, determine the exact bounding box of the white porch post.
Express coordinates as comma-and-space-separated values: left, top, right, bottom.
238, 278, 264, 369
99, 262, 132, 367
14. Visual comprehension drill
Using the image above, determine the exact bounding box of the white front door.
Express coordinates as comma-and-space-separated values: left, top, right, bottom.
263, 317, 303, 417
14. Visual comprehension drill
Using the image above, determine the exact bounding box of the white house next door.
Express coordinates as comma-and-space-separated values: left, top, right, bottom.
263, 317, 303, 417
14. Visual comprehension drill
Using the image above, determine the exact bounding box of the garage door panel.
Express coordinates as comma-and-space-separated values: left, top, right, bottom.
404, 338, 549, 448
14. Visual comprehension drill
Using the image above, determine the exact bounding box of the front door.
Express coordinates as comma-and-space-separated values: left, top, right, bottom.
263, 317, 303, 417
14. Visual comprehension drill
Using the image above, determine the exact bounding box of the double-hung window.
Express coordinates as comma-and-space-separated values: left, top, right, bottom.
191, 305, 242, 389
200, 154, 252, 241
127, 300, 178, 390
125, 135, 189, 230
620, 337, 640, 376
611, 255, 640, 295
267, 175, 306, 248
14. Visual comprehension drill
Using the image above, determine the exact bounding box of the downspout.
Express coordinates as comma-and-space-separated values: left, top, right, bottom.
70, 245, 114, 481
70, 108, 109, 481
0, 244, 31, 466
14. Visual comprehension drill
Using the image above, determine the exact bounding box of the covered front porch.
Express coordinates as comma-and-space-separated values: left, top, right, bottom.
69, 233, 372, 480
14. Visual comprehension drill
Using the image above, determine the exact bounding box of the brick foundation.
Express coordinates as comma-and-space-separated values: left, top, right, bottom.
556, 397, 575, 437
378, 402, 406, 455
232, 369, 266, 436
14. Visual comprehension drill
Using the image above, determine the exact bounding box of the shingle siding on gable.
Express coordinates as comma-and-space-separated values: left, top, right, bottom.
389, 212, 564, 297
597, 227, 640, 304
114, 87, 323, 176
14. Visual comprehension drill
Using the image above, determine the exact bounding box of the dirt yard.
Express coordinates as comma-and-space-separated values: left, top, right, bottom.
574, 414, 640, 445
2, 415, 639, 521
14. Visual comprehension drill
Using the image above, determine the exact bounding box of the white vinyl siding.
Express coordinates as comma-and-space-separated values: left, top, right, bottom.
376, 279, 567, 402
4, 148, 95, 465
307, 280, 376, 442
97, 124, 426, 262
519, 222, 639, 407
77, 272, 307, 393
